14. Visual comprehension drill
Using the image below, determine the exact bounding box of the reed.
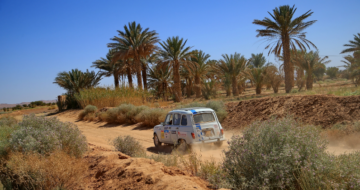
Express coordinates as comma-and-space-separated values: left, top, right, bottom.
75, 86, 151, 109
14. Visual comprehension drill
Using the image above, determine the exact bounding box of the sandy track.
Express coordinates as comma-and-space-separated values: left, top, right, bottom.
55, 110, 360, 160
56, 111, 233, 161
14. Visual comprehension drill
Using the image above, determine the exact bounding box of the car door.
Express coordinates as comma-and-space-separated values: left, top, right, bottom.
169, 113, 181, 144
162, 113, 173, 143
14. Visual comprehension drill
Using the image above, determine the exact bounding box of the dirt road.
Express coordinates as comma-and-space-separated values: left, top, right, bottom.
55, 110, 234, 161
55, 110, 360, 160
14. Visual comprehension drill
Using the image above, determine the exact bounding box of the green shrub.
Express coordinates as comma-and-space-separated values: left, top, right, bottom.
112, 135, 145, 157
223, 116, 327, 189
9, 114, 87, 157
79, 105, 98, 120
0, 116, 17, 127
0, 117, 18, 158
126, 105, 148, 124
291, 88, 299, 93
135, 108, 167, 127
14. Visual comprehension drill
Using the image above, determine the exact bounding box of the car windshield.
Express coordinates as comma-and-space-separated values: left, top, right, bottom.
193, 113, 215, 124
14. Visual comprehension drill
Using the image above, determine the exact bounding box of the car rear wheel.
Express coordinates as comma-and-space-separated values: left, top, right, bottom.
154, 134, 162, 147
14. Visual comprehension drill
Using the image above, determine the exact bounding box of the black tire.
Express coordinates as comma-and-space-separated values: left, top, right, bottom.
214, 141, 223, 147
154, 134, 162, 147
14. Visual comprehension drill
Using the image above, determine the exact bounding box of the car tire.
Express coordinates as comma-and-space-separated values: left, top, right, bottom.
177, 139, 189, 152
214, 141, 223, 147
154, 134, 162, 147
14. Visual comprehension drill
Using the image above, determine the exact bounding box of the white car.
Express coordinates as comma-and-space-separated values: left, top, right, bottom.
153, 107, 226, 148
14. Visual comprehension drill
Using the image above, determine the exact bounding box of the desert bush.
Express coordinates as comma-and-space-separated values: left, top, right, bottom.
126, 105, 148, 124
104, 104, 144, 124
297, 151, 360, 189
223, 117, 327, 189
112, 135, 145, 157
48, 105, 57, 110
291, 88, 299, 93
78, 105, 97, 120
0, 150, 87, 190
75, 86, 150, 109
198, 159, 231, 189
135, 108, 167, 127
9, 114, 87, 157
0, 117, 18, 158
0, 116, 17, 127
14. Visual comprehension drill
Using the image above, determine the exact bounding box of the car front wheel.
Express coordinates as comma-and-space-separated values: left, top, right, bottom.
154, 134, 162, 147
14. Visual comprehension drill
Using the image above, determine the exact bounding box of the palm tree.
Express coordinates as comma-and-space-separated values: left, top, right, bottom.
180, 67, 194, 98
108, 21, 159, 90
295, 51, 330, 90
188, 50, 211, 98
53, 69, 102, 94
253, 5, 317, 93
249, 53, 266, 68
341, 33, 360, 54
213, 53, 248, 96
158, 36, 193, 102
245, 66, 268, 94
148, 64, 172, 100
91, 49, 124, 88
264, 64, 283, 93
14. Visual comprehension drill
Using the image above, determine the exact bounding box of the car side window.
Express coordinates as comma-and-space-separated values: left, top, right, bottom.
173, 113, 181, 125
181, 115, 187, 126
165, 114, 173, 125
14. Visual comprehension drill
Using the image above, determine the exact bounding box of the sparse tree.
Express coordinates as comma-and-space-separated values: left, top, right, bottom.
326, 67, 339, 79
253, 5, 317, 93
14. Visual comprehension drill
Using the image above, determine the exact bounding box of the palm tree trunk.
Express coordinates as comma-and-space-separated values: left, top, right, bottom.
126, 67, 133, 88
173, 61, 182, 102
142, 64, 147, 90
114, 73, 119, 88
186, 78, 192, 98
195, 76, 201, 98
232, 77, 239, 96
135, 59, 143, 89
306, 70, 313, 90
256, 85, 261, 94
282, 35, 293, 93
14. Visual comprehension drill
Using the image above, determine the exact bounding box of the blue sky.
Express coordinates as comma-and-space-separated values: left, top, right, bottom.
0, 0, 359, 104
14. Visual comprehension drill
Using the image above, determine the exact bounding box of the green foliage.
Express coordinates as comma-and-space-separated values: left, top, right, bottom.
2, 108, 6, 112
223, 117, 327, 189
9, 114, 87, 157
0, 117, 18, 158
326, 67, 339, 79
112, 135, 145, 157
31, 101, 45, 106
53, 69, 102, 94
291, 88, 299, 93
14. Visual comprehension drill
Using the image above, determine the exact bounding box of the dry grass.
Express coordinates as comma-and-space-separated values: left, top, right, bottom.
75, 86, 151, 109
0, 151, 87, 190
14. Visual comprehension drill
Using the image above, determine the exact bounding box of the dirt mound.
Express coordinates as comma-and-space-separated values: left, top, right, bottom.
223, 95, 360, 129
76, 145, 210, 190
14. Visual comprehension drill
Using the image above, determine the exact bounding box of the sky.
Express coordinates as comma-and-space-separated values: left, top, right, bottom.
0, 0, 359, 104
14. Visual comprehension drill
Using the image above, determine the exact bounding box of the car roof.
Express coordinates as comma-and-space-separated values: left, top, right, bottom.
169, 107, 214, 114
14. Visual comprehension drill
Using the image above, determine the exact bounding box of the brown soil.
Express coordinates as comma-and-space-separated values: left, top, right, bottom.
222, 95, 360, 129
75, 144, 211, 190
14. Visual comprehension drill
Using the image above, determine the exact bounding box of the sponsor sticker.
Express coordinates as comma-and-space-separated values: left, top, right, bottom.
171, 130, 177, 134
161, 130, 164, 139
178, 131, 187, 138
164, 126, 169, 130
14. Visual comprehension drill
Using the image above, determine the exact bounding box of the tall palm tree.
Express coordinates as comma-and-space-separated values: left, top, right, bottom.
341, 33, 360, 54
180, 67, 194, 98
53, 69, 102, 94
188, 50, 211, 98
148, 64, 172, 100
213, 53, 248, 96
253, 5, 317, 93
91, 49, 124, 88
108, 21, 159, 90
158, 36, 192, 102
249, 53, 266, 68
